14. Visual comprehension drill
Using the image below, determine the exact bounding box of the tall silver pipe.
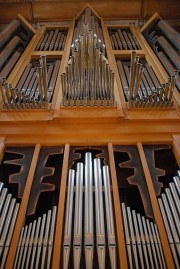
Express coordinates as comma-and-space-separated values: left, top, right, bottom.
94, 158, 106, 269
161, 194, 180, 255
21, 222, 32, 269
154, 224, 167, 269
41, 210, 52, 269
0, 198, 15, 257
14, 226, 24, 269
74, 50, 79, 102
25, 220, 37, 269
146, 219, 159, 268
0, 188, 8, 214
173, 176, 180, 196
0, 193, 12, 234
0, 183, 3, 194
102, 165, 116, 269
132, 210, 145, 269
63, 169, 75, 269
35, 213, 46, 269
84, 152, 94, 269
40, 55, 48, 104
165, 188, 180, 235
134, 64, 144, 99
141, 216, 154, 268
47, 206, 57, 269
150, 222, 165, 269
73, 163, 83, 269
121, 203, 133, 269
127, 207, 139, 269
137, 213, 150, 269
0, 203, 19, 269
30, 217, 41, 269
37, 67, 44, 103
158, 198, 179, 268
16, 225, 28, 269
129, 50, 136, 100
169, 183, 180, 215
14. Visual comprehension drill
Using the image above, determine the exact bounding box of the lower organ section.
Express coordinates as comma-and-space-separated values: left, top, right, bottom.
62, 152, 117, 269
0, 144, 179, 269
14, 206, 57, 269
0, 183, 20, 268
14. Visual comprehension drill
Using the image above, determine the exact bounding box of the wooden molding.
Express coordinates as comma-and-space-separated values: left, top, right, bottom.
17, 13, 36, 34
108, 143, 129, 269
101, 21, 125, 117
140, 12, 161, 33
137, 142, 175, 269
172, 135, 180, 166
7, 26, 46, 86
52, 21, 75, 115
0, 139, 5, 163
52, 144, 70, 269
5, 144, 41, 269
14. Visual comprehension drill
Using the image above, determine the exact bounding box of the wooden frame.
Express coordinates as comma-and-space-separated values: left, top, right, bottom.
172, 135, 180, 166
137, 142, 175, 269
5, 144, 41, 269
108, 143, 128, 269
0, 6, 179, 269
52, 144, 70, 269
0, 137, 5, 163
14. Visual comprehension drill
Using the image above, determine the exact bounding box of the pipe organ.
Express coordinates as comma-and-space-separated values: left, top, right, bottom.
0, 3, 179, 269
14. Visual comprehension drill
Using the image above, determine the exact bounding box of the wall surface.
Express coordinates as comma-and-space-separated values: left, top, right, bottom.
0, 0, 179, 23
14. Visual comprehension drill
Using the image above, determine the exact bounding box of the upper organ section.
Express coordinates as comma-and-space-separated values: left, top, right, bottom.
0, 8, 179, 121
63, 23, 114, 107
142, 14, 180, 92
0, 17, 34, 79
73, 7, 104, 47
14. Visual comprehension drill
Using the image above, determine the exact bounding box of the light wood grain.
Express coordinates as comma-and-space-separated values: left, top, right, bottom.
5, 144, 41, 269
0, 138, 5, 163
172, 135, 180, 166
17, 13, 36, 34
137, 142, 175, 269
108, 143, 129, 269
52, 144, 70, 269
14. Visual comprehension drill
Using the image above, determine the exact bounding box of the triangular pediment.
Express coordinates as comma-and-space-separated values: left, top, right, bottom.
73, 4, 104, 45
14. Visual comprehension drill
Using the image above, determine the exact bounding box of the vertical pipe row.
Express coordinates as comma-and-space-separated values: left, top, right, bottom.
62, 153, 117, 268
122, 203, 167, 269
62, 24, 115, 106
14, 206, 57, 269
158, 173, 180, 269
0, 183, 20, 268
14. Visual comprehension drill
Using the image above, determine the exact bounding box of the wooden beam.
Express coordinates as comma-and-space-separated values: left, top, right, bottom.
17, 13, 36, 34
31, 51, 63, 59
101, 21, 125, 117
7, 26, 46, 87
131, 26, 180, 108
137, 142, 175, 269
0, 137, 5, 164
5, 144, 41, 269
107, 24, 131, 29
108, 143, 129, 269
114, 50, 145, 58
45, 24, 71, 30
172, 135, 180, 166
52, 144, 70, 269
52, 21, 75, 116
140, 12, 161, 33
